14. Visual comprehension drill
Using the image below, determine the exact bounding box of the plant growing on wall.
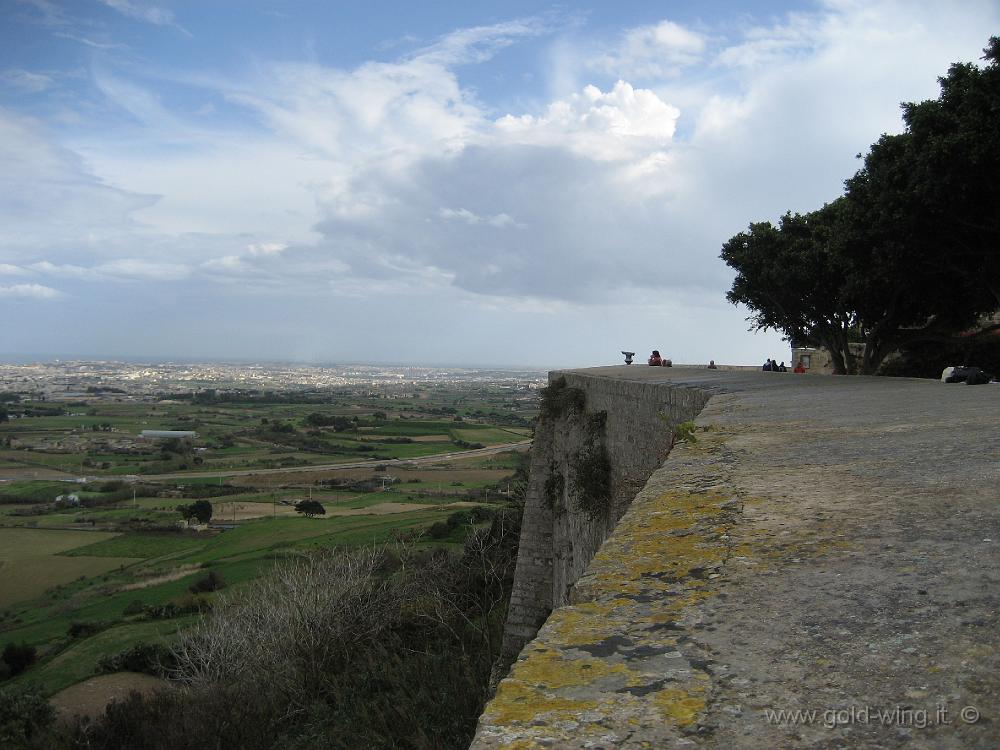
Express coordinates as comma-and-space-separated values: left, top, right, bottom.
571, 409, 612, 520
673, 420, 697, 445
538, 377, 586, 421
572, 444, 613, 520
543, 463, 565, 511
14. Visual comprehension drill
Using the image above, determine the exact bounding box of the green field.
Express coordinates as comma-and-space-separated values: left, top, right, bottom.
0, 389, 534, 479
62, 533, 210, 559
0, 528, 136, 608
18, 618, 197, 696
0, 378, 533, 702
0, 504, 498, 696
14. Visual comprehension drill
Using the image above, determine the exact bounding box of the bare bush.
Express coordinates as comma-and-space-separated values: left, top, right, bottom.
406, 509, 519, 672
171, 547, 400, 707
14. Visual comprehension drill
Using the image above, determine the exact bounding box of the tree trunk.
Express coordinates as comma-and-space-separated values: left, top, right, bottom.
819, 333, 848, 375
859, 339, 886, 375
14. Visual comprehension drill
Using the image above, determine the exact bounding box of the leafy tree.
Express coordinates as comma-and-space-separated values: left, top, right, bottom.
723, 38, 1000, 374
97, 642, 176, 677
160, 437, 192, 456
895, 36, 1000, 309
0, 686, 54, 747
295, 499, 325, 517
1, 643, 36, 677
304, 413, 354, 432
177, 499, 213, 523
722, 201, 866, 373
189, 570, 226, 594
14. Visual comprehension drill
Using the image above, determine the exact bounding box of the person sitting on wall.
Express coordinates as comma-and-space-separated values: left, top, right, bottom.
663, 358, 673, 367
707, 360, 718, 369
793, 361, 806, 373
762, 359, 772, 371
778, 361, 788, 372
648, 350, 662, 366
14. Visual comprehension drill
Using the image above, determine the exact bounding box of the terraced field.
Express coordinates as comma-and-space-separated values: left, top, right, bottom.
0, 378, 535, 711
0, 527, 136, 607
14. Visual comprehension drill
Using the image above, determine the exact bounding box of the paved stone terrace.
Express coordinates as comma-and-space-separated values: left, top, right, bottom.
473, 367, 1000, 749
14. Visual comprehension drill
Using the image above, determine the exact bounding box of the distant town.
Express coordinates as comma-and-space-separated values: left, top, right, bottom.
0, 360, 547, 404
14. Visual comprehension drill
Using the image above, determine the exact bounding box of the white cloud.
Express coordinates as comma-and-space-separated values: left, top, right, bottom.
593, 20, 708, 79
0, 283, 61, 299
0, 109, 158, 263
52, 32, 124, 50
246, 242, 287, 257
495, 81, 680, 160
97, 258, 191, 281
411, 18, 552, 66
98, 0, 191, 35
5, 0, 999, 364
226, 39, 493, 164
201, 255, 248, 274
29, 261, 98, 279
187, 0, 995, 306
1, 68, 54, 92
439, 208, 520, 228
30, 258, 190, 282
0, 264, 28, 275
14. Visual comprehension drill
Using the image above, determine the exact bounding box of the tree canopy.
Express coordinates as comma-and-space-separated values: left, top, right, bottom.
723, 37, 1000, 374
178, 499, 213, 524
295, 499, 326, 517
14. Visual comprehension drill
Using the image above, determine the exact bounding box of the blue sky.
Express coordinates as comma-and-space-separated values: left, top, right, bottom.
1, 0, 997, 367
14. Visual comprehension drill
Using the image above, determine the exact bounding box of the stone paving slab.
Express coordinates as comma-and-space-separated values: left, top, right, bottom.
473, 367, 999, 749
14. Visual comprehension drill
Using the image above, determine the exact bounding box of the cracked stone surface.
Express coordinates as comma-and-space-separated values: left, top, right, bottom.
472, 367, 999, 749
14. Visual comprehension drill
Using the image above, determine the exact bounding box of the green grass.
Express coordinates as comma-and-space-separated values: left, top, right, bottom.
289, 510, 451, 548
193, 517, 355, 561
0, 527, 133, 607
451, 427, 528, 445
367, 420, 468, 436
12, 617, 197, 696
0, 480, 75, 502
1, 567, 209, 648
62, 533, 210, 559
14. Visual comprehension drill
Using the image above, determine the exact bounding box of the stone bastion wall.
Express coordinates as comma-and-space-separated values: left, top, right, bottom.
474, 366, 1000, 749
501, 372, 710, 661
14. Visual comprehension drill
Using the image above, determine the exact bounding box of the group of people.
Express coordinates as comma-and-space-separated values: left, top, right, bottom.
764, 358, 807, 373
763, 358, 787, 372
644, 352, 807, 372
647, 350, 673, 367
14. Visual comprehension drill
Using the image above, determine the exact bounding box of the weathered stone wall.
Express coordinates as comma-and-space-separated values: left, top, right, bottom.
502, 371, 710, 660
474, 366, 1000, 749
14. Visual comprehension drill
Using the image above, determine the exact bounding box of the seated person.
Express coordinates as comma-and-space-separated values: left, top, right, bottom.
793, 361, 806, 373
778, 361, 788, 372
707, 360, 718, 369
648, 350, 663, 366
662, 358, 673, 367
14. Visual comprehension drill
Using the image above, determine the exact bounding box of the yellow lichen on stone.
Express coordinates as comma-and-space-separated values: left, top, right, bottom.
506, 646, 633, 690
591, 490, 733, 582
502, 740, 542, 750
545, 603, 624, 645
484, 680, 600, 726
652, 686, 707, 727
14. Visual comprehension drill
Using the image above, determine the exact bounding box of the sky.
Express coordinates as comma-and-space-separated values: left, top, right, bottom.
1, 1, 998, 368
